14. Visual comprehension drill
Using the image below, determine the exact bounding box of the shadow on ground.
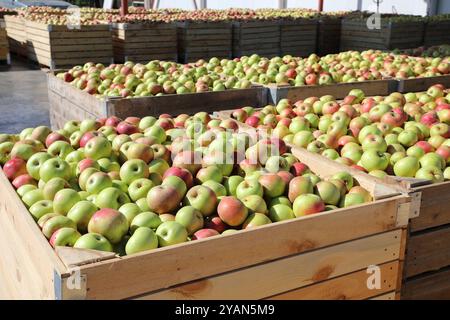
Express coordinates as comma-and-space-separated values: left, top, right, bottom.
0, 56, 50, 134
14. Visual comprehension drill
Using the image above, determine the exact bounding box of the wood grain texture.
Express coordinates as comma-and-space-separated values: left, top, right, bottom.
405, 225, 450, 278
402, 267, 450, 299
138, 231, 401, 300
267, 261, 398, 300
397, 75, 450, 93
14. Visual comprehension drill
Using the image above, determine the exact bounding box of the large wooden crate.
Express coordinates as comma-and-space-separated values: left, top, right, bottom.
232, 20, 280, 58
112, 22, 177, 63
4, 15, 27, 56
279, 19, 318, 57
0, 142, 410, 299
397, 75, 450, 93
0, 19, 10, 64
267, 79, 398, 104
423, 20, 450, 47
317, 16, 342, 56
370, 176, 450, 299
25, 21, 113, 69
340, 19, 425, 51
177, 21, 232, 63
47, 72, 268, 130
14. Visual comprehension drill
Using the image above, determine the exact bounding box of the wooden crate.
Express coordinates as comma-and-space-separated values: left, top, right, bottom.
0, 142, 410, 299
423, 20, 450, 47
4, 15, 27, 56
112, 22, 177, 63
397, 75, 450, 93
0, 19, 10, 64
267, 79, 398, 104
317, 16, 342, 56
25, 20, 113, 69
232, 20, 280, 58
279, 19, 318, 57
177, 21, 232, 63
47, 71, 268, 130
340, 19, 425, 51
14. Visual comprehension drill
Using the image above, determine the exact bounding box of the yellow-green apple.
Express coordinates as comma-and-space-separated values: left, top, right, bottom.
125, 142, 154, 163
196, 166, 223, 184
269, 196, 292, 207
430, 123, 450, 138
118, 203, 142, 226
119, 159, 149, 184
242, 195, 268, 215
53, 189, 82, 215
37, 212, 61, 229
202, 180, 227, 197
315, 181, 340, 205
144, 125, 166, 144
155, 221, 188, 247
444, 167, 450, 179
420, 152, 446, 170
76, 158, 99, 176
79, 167, 100, 191
49, 227, 81, 248
369, 170, 388, 179
175, 206, 204, 235
94, 187, 130, 210
428, 135, 446, 149
74, 233, 113, 252
242, 213, 272, 229
202, 150, 234, 176
147, 159, 171, 178
340, 193, 366, 208
17, 184, 37, 197
162, 175, 187, 198
393, 156, 420, 177
42, 177, 69, 200
259, 173, 286, 198
80, 119, 101, 134
293, 194, 325, 217
128, 178, 154, 202
183, 185, 217, 216
415, 167, 444, 182
125, 227, 158, 255
151, 144, 170, 162
322, 149, 340, 160
63, 120, 81, 136
288, 176, 314, 202
112, 134, 132, 151
30, 126, 51, 144
238, 158, 261, 176
390, 151, 406, 166
84, 136, 112, 160
236, 179, 263, 199
86, 171, 113, 194
385, 133, 399, 145
358, 125, 382, 143
361, 134, 387, 152
369, 103, 391, 122
29, 200, 54, 221
223, 175, 244, 196
172, 150, 203, 176
135, 197, 150, 212
26, 152, 52, 180
147, 185, 182, 214
139, 116, 157, 131
269, 204, 295, 222
130, 211, 162, 232
331, 172, 354, 191
47, 141, 74, 159
69, 131, 83, 148
97, 158, 120, 173
67, 200, 98, 233
292, 131, 314, 148
348, 186, 372, 202
88, 208, 129, 244
217, 196, 248, 227
39, 158, 71, 182
42, 215, 76, 239
360, 150, 389, 172
192, 228, 220, 240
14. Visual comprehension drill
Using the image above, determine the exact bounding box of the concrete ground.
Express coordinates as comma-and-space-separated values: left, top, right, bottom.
0, 56, 50, 134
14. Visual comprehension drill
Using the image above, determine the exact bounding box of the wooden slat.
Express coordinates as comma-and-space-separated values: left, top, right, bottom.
78, 196, 405, 299
405, 225, 450, 278
0, 169, 68, 299
402, 267, 450, 299
266, 261, 398, 300
370, 291, 396, 300
139, 231, 401, 300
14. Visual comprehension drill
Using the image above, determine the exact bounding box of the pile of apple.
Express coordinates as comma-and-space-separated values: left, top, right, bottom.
393, 45, 450, 59
57, 60, 253, 97
227, 84, 450, 182
0, 112, 372, 255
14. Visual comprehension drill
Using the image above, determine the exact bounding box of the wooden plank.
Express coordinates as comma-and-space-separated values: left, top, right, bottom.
139, 231, 401, 300
370, 291, 396, 300
266, 261, 399, 300
0, 169, 68, 299
397, 75, 450, 93
78, 196, 405, 299
410, 181, 450, 232
405, 225, 450, 278
402, 267, 450, 299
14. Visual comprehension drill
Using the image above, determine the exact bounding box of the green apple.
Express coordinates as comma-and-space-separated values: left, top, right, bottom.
339, 193, 366, 208
258, 173, 286, 198
88, 208, 129, 244
242, 213, 272, 229
398, 130, 419, 147
53, 189, 81, 215
67, 200, 98, 233
74, 233, 113, 252
315, 181, 340, 205
86, 171, 113, 194
269, 204, 295, 222
84, 136, 112, 160
360, 150, 389, 172
444, 167, 450, 180
162, 175, 187, 198
112, 179, 128, 193
202, 180, 227, 197
288, 176, 314, 202
22, 188, 45, 207
26, 152, 52, 180
120, 159, 149, 185
196, 166, 223, 184
406, 146, 425, 159
148, 159, 170, 176
175, 206, 204, 235
393, 156, 420, 177
94, 187, 130, 210
156, 221, 188, 247
415, 167, 445, 183
242, 195, 268, 214
29, 200, 54, 221
118, 203, 142, 226
39, 158, 71, 182
183, 185, 217, 216
136, 197, 151, 212
269, 196, 292, 207
49, 227, 81, 248
236, 179, 264, 199
97, 157, 120, 173
369, 170, 388, 179
420, 152, 446, 170
47, 141, 74, 159
125, 227, 158, 255
128, 178, 154, 202
128, 210, 161, 235
17, 184, 37, 197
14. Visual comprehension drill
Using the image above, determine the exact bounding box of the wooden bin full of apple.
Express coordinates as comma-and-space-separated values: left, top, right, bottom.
0, 128, 411, 299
